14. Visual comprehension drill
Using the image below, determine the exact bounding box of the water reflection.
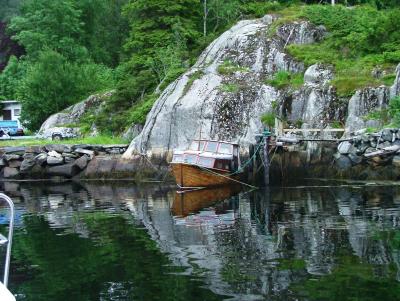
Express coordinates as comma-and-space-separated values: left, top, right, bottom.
0, 181, 399, 300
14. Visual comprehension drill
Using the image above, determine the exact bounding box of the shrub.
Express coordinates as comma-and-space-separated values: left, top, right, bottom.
261, 112, 276, 129
287, 4, 400, 95
18, 50, 115, 130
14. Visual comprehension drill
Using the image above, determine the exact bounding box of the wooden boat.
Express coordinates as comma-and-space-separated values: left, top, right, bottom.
170, 139, 243, 188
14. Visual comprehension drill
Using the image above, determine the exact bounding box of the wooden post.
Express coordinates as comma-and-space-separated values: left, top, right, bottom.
252, 144, 258, 182
263, 136, 270, 186
248, 144, 254, 183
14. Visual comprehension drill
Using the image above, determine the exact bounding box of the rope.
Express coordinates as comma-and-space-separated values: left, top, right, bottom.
229, 140, 264, 175
198, 165, 258, 189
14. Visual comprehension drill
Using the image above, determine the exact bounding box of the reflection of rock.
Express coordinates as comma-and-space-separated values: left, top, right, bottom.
3, 166, 19, 178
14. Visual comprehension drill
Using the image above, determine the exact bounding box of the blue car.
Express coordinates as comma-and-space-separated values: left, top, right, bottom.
0, 120, 24, 137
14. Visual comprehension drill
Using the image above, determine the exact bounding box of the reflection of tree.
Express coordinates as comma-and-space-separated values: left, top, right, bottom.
293, 253, 400, 301
9, 212, 225, 301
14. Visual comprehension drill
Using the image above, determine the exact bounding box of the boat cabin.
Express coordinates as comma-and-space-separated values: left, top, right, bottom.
171, 140, 241, 172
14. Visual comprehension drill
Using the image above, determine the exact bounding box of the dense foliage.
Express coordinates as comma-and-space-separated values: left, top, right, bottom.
0, 0, 127, 130
1, 0, 400, 132
287, 4, 400, 95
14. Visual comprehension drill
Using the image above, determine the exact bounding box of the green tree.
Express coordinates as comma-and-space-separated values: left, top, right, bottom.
18, 50, 114, 130
98, 0, 203, 134
76, 0, 129, 67
121, 0, 202, 96
0, 55, 26, 100
8, 0, 88, 61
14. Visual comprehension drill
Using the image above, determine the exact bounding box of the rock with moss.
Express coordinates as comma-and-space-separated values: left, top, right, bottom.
39, 91, 112, 135
124, 15, 330, 159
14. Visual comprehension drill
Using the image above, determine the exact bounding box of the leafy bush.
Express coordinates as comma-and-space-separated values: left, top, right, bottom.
128, 94, 158, 125
18, 50, 115, 130
0, 56, 27, 100
261, 112, 276, 129
240, 1, 284, 18
287, 4, 400, 95
266, 71, 304, 90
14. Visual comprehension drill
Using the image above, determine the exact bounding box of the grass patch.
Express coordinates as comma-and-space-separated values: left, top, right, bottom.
363, 109, 389, 123
382, 73, 396, 86
266, 71, 304, 90
219, 83, 240, 93
0, 135, 129, 147
217, 60, 249, 75
183, 70, 204, 95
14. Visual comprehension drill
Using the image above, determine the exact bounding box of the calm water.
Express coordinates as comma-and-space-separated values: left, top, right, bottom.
0, 180, 399, 300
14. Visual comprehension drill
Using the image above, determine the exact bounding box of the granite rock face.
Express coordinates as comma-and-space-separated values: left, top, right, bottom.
123, 10, 400, 160
123, 16, 329, 159
39, 92, 113, 136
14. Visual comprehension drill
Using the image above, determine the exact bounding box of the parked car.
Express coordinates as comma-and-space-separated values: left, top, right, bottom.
37, 127, 80, 140
0, 120, 24, 137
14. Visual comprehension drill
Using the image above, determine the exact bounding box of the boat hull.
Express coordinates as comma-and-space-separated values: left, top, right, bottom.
171, 163, 240, 188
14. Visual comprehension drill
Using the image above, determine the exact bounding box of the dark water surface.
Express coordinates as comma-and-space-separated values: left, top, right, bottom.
0, 180, 399, 301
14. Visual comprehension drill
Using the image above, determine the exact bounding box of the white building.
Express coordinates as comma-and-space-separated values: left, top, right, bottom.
1, 100, 22, 124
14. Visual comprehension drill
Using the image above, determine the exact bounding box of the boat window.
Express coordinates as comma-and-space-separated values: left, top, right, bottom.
215, 160, 230, 170
184, 154, 198, 164
218, 143, 233, 154
172, 154, 183, 163
205, 141, 218, 152
199, 141, 206, 151
189, 141, 200, 151
198, 156, 215, 168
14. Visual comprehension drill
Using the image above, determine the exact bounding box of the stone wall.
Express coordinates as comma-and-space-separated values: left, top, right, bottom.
332, 129, 400, 180
0, 144, 150, 179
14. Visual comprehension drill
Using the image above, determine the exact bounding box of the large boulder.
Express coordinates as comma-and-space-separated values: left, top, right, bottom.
39, 92, 112, 135
3, 167, 19, 178
303, 64, 333, 87
123, 16, 329, 159
47, 164, 80, 178
345, 86, 390, 133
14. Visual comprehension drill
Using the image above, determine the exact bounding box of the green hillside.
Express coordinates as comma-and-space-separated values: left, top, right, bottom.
0, 0, 399, 133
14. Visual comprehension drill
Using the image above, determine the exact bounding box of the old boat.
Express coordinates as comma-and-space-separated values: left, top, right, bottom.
170, 139, 242, 188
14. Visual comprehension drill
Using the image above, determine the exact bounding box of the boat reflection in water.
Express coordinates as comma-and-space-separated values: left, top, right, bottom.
172, 185, 241, 216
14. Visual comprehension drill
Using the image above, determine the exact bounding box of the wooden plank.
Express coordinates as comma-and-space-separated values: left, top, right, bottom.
283, 128, 345, 132
364, 150, 385, 158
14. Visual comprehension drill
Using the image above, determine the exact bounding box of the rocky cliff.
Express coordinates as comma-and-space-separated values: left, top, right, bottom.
123, 14, 400, 160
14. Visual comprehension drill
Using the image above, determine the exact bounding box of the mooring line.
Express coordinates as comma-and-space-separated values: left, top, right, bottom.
198, 166, 258, 189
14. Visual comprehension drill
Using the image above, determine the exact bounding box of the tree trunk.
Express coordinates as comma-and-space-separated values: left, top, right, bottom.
203, 0, 207, 37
